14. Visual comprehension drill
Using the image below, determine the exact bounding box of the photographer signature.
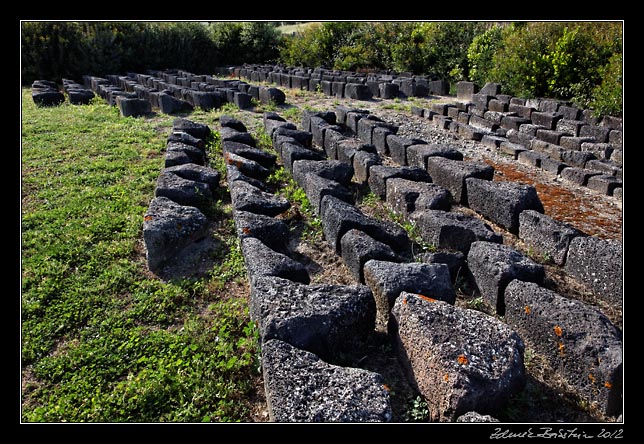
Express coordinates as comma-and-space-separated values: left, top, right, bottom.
490, 427, 623, 439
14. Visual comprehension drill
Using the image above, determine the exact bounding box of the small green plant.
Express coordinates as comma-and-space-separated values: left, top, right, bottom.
465, 296, 486, 311
404, 395, 429, 422
359, 190, 380, 208
281, 107, 301, 123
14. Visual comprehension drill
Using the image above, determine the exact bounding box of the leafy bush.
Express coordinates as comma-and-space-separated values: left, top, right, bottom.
590, 52, 622, 117
21, 21, 281, 85
485, 22, 622, 114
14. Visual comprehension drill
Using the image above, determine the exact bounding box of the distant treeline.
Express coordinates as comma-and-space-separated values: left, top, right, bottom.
21, 21, 622, 116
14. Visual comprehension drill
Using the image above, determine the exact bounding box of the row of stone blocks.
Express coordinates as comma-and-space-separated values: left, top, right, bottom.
82, 69, 286, 117
227, 65, 623, 198
31, 79, 96, 107
257, 111, 534, 422
337, 104, 623, 307
298, 106, 622, 417
417, 82, 623, 198
229, 63, 449, 99
263, 110, 623, 420
142, 119, 222, 274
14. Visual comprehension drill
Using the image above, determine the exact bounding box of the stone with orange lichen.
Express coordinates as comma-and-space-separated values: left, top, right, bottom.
363, 259, 455, 329
504, 279, 622, 417
261, 339, 392, 422
391, 292, 525, 422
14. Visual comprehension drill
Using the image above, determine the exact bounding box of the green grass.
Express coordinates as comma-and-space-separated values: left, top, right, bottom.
21, 88, 260, 422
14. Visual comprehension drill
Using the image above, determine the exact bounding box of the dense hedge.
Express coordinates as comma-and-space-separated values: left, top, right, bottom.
21, 22, 281, 86
21, 21, 622, 116
279, 22, 622, 116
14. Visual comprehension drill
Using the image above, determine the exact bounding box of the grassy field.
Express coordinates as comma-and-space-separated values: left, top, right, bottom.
20, 88, 262, 422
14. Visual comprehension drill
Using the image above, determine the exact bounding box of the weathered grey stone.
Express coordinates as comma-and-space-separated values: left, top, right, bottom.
352, 151, 381, 185
233, 210, 290, 253
166, 141, 206, 166
559, 136, 595, 151
501, 115, 532, 131
580, 142, 613, 161
356, 116, 386, 145
220, 114, 247, 132
364, 260, 455, 328
418, 251, 466, 283
346, 111, 371, 133
335, 105, 366, 126
154, 169, 212, 211
340, 230, 400, 283
556, 119, 585, 136
391, 294, 526, 422
425, 158, 494, 205
292, 159, 354, 188
143, 196, 209, 272
467, 241, 545, 315
233, 91, 252, 109
456, 81, 477, 101
164, 150, 194, 168
168, 131, 205, 149
223, 151, 270, 180
517, 150, 545, 168
406, 144, 464, 169
240, 237, 310, 284
116, 96, 151, 117
219, 126, 255, 147
302, 173, 354, 216
258, 86, 286, 105
273, 127, 313, 148
223, 141, 276, 169
386, 178, 451, 217
261, 339, 392, 422
320, 195, 410, 255
531, 111, 562, 130
372, 125, 396, 156
379, 82, 399, 99
560, 149, 595, 168
67, 88, 95, 105
159, 92, 193, 114
188, 90, 220, 110
226, 164, 268, 190
504, 280, 622, 416
229, 180, 291, 216
586, 159, 622, 179
322, 129, 344, 160
499, 141, 528, 159
309, 116, 332, 147
411, 210, 502, 254
368, 165, 432, 200
518, 210, 584, 266
564, 236, 623, 305
540, 158, 568, 175
163, 163, 220, 190
387, 135, 426, 165
579, 124, 610, 143
335, 139, 368, 165
265, 119, 297, 138
586, 174, 622, 196
456, 412, 499, 422
281, 142, 324, 173
250, 276, 376, 360
173, 118, 211, 139
465, 178, 544, 234
302, 110, 337, 131
344, 83, 372, 100
32, 87, 65, 107
561, 167, 602, 186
